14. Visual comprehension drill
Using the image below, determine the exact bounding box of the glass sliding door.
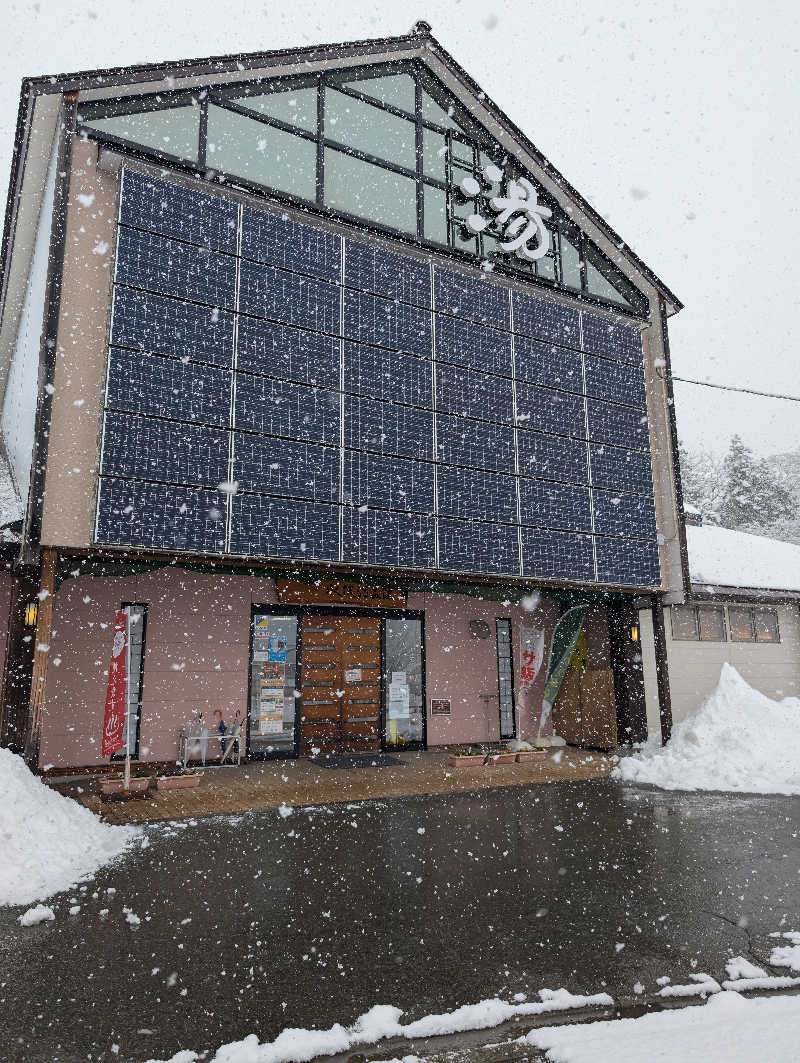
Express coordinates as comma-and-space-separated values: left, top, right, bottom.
249, 613, 298, 757
112, 604, 147, 761
383, 616, 425, 749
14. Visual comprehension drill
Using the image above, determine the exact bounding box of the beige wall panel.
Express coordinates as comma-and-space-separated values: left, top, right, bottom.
638, 607, 662, 742
666, 603, 800, 726
40, 138, 117, 548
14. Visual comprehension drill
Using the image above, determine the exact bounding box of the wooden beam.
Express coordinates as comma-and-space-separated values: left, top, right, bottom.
651, 596, 673, 745
23, 549, 58, 768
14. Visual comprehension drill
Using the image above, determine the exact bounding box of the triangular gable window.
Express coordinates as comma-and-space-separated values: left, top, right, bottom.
78, 60, 647, 314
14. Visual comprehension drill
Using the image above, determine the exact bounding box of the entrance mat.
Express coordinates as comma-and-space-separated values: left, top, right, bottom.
311, 754, 406, 770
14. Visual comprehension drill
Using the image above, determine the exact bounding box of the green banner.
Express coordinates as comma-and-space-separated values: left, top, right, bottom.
538, 605, 589, 734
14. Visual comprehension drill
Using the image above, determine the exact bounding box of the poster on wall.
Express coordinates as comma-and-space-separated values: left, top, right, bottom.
253, 615, 271, 662
519, 626, 545, 690
258, 661, 286, 734
101, 611, 128, 757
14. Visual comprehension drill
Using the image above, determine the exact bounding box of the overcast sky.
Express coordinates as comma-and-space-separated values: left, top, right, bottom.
2, 0, 798, 458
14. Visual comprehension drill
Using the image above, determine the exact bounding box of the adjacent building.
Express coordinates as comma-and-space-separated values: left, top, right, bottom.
0, 24, 688, 770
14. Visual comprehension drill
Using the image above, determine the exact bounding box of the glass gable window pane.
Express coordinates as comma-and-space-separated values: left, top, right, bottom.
421, 88, 461, 130
670, 605, 698, 640
754, 610, 780, 643
729, 606, 754, 642
585, 243, 632, 307
559, 231, 582, 290
324, 147, 417, 233
698, 606, 726, 642
423, 129, 448, 180
230, 87, 318, 132
424, 184, 448, 244
206, 104, 316, 200
344, 73, 417, 115
83, 106, 200, 161
325, 88, 416, 169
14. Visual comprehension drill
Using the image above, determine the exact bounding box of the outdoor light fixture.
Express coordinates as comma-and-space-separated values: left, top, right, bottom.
631, 625, 640, 642
24, 601, 38, 627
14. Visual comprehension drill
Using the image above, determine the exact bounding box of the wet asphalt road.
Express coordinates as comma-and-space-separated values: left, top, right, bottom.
1, 779, 799, 1063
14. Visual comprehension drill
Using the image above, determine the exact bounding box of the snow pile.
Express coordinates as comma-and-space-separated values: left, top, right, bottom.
613, 664, 800, 794
686, 523, 800, 591
770, 931, 800, 972
17, 903, 55, 926
0, 748, 140, 906
146, 990, 613, 1063
524, 991, 800, 1062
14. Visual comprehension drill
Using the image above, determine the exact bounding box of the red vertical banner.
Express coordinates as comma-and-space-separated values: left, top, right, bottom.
102, 611, 128, 758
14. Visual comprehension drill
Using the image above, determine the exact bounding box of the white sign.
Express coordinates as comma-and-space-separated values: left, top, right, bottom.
520, 626, 545, 690
345, 668, 362, 683
463, 170, 552, 262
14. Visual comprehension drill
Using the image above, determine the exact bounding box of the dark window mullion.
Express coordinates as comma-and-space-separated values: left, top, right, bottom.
317, 80, 325, 206
415, 72, 424, 239
198, 94, 208, 169
320, 136, 419, 181
210, 96, 319, 143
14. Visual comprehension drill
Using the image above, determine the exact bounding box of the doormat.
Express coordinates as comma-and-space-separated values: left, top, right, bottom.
311, 754, 406, 770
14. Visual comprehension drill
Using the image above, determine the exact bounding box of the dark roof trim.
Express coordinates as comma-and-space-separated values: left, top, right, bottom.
6, 23, 682, 313
689, 583, 800, 604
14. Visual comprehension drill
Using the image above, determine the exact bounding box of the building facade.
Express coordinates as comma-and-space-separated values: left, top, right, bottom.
0, 24, 687, 769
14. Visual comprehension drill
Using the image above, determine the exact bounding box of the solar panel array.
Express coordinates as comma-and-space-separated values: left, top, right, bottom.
96, 169, 661, 588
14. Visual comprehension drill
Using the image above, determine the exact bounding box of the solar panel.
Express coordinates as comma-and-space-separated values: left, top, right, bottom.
233, 435, 339, 502
111, 287, 235, 367
230, 495, 339, 559
234, 376, 340, 445
592, 487, 657, 540
434, 267, 510, 329
241, 205, 341, 281
344, 342, 432, 408
589, 443, 653, 496
435, 364, 513, 424
435, 413, 515, 473
239, 261, 340, 334
521, 528, 595, 581
120, 169, 238, 254
434, 314, 512, 375
512, 290, 581, 348
101, 412, 229, 488
514, 336, 583, 394
105, 348, 231, 426
343, 451, 435, 513
595, 535, 660, 585
581, 312, 642, 364
437, 465, 517, 523
583, 355, 646, 407
517, 431, 589, 485
96, 477, 227, 552
587, 398, 650, 451
343, 290, 432, 357
98, 169, 662, 587
519, 478, 592, 533
341, 507, 435, 567
115, 227, 237, 308
237, 318, 339, 388
438, 518, 521, 575
515, 383, 586, 438
344, 240, 431, 308
344, 395, 433, 461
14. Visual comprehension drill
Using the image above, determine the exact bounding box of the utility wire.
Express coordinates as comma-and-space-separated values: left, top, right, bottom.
671, 375, 800, 404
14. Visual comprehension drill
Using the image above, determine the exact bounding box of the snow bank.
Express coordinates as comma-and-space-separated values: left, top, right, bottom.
613, 664, 800, 794
145, 990, 613, 1063
525, 991, 800, 1063
686, 523, 800, 591
0, 748, 140, 906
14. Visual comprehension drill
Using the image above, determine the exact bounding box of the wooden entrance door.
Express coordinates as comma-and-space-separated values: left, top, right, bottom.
300, 615, 382, 756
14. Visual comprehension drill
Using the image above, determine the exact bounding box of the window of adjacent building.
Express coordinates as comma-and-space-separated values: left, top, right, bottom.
496, 618, 516, 739
670, 605, 699, 640
697, 606, 726, 642
753, 609, 780, 643
77, 61, 648, 314
728, 606, 755, 642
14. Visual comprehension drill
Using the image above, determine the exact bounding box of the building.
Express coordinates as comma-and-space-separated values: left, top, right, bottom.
639, 521, 800, 731
0, 23, 688, 771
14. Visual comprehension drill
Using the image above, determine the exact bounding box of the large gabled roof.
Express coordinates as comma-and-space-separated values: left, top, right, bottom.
1, 22, 682, 326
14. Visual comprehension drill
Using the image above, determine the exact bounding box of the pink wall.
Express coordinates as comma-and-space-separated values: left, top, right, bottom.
38, 567, 614, 767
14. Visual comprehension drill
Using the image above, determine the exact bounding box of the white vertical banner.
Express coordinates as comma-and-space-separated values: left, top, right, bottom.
519, 626, 545, 691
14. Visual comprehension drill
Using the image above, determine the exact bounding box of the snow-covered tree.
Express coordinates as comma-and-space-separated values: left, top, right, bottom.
718, 435, 795, 529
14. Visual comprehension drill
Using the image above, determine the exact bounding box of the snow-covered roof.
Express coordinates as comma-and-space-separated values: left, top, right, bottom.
687, 524, 800, 593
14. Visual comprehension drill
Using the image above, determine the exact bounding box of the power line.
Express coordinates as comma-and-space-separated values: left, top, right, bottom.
671, 375, 800, 404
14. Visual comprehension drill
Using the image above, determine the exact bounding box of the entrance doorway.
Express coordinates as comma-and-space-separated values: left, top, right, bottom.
299, 615, 382, 755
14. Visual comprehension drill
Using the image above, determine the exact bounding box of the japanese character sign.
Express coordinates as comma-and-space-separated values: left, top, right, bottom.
102, 610, 128, 757
460, 169, 552, 262
519, 625, 545, 690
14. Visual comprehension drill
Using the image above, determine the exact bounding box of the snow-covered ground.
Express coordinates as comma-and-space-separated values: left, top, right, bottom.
613, 663, 800, 794
0, 747, 140, 907
524, 991, 800, 1062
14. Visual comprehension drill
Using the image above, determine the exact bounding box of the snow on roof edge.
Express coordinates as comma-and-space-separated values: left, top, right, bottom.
687, 524, 800, 594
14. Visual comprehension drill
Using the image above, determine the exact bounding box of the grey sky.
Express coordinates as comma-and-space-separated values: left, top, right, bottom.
2, 0, 797, 458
